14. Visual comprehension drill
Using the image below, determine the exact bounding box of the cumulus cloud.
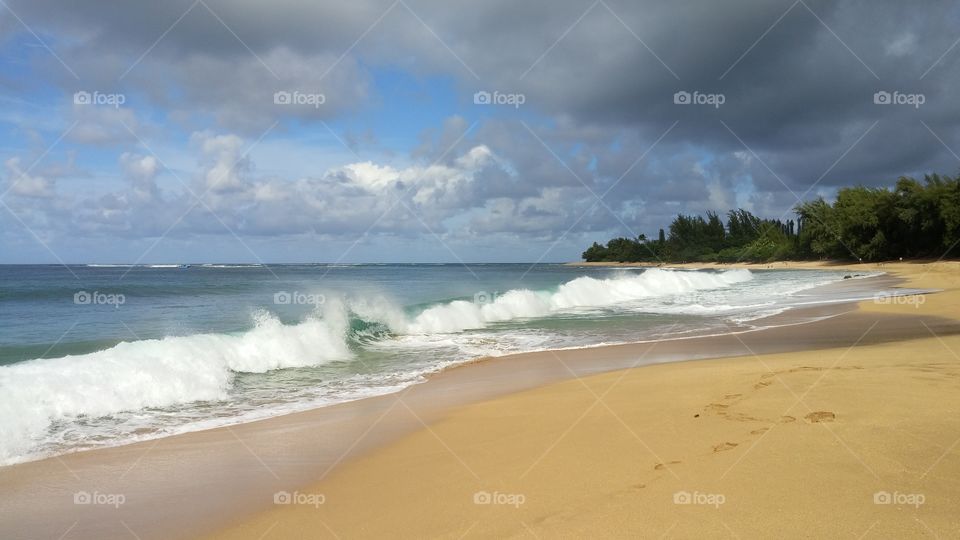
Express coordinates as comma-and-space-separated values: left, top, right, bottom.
191, 131, 251, 193
8, 132, 517, 242
119, 153, 160, 201
4, 157, 56, 198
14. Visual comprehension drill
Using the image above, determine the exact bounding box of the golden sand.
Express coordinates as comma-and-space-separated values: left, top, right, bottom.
206, 262, 960, 539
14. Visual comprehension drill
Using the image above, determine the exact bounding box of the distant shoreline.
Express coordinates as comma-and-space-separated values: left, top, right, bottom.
565, 259, 929, 270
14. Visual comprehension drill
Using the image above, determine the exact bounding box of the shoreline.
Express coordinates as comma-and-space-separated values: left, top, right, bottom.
0, 264, 888, 470
1, 262, 957, 539
205, 261, 960, 539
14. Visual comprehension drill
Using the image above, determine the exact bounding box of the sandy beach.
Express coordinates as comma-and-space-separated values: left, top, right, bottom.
1, 262, 958, 539
203, 261, 960, 539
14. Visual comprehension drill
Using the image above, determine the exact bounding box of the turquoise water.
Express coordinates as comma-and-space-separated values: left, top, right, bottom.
0, 263, 866, 464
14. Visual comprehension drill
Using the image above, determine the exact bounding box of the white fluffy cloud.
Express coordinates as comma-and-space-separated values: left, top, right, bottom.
4, 158, 56, 198
119, 153, 160, 201
7, 132, 512, 241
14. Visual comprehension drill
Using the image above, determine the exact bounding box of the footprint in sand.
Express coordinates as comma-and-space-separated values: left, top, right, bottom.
712, 442, 739, 453
654, 460, 682, 470
804, 411, 836, 423
754, 380, 772, 389
724, 393, 742, 400
779, 415, 796, 423
750, 427, 769, 435
727, 412, 763, 422
788, 366, 823, 373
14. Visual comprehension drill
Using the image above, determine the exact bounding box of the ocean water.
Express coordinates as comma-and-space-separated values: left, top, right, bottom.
0, 263, 877, 465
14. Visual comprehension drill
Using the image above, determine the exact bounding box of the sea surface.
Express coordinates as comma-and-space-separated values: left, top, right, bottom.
0, 263, 886, 465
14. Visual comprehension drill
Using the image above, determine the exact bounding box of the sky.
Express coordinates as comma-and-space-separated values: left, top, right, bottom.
1, 0, 959, 263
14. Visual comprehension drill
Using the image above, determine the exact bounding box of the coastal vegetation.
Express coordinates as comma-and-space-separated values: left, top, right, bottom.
582, 174, 960, 263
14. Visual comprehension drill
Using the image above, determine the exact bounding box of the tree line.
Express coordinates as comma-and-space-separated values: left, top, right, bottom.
582, 174, 960, 263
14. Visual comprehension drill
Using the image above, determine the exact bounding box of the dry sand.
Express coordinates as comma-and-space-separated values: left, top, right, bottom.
204, 262, 960, 539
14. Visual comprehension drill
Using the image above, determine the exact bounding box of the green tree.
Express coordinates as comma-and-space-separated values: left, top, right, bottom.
582, 172, 960, 263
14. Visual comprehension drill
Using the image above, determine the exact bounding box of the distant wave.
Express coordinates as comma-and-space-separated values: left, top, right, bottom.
85, 264, 184, 268
200, 264, 264, 268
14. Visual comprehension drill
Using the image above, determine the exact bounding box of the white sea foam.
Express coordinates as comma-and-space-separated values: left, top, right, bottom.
0, 268, 781, 464
0, 309, 351, 463
402, 268, 753, 333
